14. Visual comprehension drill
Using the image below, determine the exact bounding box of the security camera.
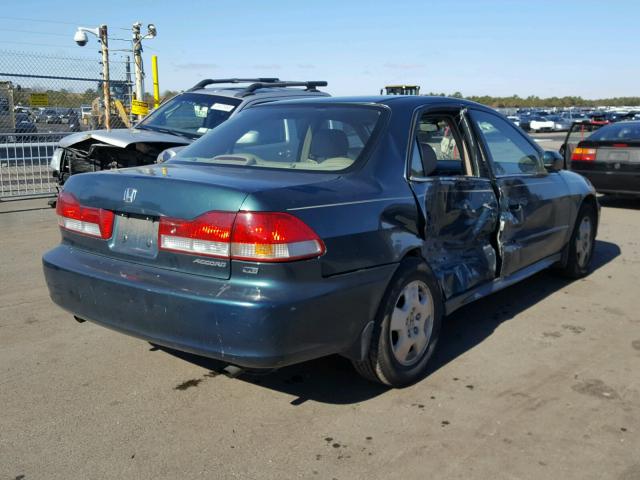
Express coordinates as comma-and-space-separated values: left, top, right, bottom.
147, 24, 157, 38
74, 29, 89, 46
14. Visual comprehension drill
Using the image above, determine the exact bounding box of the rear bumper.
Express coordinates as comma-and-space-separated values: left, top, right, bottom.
43, 245, 395, 369
572, 168, 640, 195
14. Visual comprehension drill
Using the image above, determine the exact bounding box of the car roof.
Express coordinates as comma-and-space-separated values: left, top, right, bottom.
249, 95, 494, 112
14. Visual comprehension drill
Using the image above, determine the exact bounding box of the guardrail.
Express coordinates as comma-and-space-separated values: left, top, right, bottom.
0, 132, 67, 200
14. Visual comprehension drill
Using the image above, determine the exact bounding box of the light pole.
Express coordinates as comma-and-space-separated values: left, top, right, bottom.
74, 25, 111, 130
131, 22, 157, 121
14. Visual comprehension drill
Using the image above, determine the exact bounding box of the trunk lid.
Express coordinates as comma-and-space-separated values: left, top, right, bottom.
575, 140, 640, 170
592, 141, 640, 164
60, 163, 341, 279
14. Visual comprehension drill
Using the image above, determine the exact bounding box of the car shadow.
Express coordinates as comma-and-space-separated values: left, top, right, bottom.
157, 240, 620, 405
598, 195, 640, 210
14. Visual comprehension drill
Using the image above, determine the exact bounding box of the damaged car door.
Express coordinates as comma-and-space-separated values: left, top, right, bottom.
469, 109, 572, 277
407, 109, 500, 300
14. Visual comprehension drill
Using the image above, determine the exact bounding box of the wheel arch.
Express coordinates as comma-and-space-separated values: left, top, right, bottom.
343, 248, 445, 363
400, 247, 448, 307
580, 193, 599, 236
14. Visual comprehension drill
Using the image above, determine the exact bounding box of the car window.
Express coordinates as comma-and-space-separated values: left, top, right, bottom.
470, 110, 544, 176
410, 140, 424, 177
567, 123, 604, 146
174, 105, 384, 172
414, 115, 467, 177
587, 122, 640, 141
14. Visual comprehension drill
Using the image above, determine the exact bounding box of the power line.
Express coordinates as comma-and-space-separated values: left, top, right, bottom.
1, 28, 70, 37
0, 15, 87, 26
0, 16, 131, 30
0, 40, 81, 49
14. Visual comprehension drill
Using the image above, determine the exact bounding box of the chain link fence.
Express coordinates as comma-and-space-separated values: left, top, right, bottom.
0, 49, 134, 199
0, 49, 133, 134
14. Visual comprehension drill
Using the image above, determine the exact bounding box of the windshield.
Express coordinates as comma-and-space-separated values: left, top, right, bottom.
587, 122, 640, 142
172, 104, 385, 172
137, 93, 241, 139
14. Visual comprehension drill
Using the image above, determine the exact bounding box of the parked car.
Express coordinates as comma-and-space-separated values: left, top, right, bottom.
518, 116, 532, 132
42, 109, 63, 124
49, 78, 329, 185
569, 120, 640, 196
507, 115, 521, 127
43, 96, 599, 387
559, 111, 588, 124
529, 115, 555, 132
559, 120, 608, 160
547, 115, 572, 131
14, 112, 37, 137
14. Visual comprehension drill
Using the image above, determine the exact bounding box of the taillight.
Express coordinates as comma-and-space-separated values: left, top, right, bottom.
56, 191, 114, 239
158, 211, 325, 262
571, 147, 597, 161
231, 212, 325, 262
159, 212, 235, 258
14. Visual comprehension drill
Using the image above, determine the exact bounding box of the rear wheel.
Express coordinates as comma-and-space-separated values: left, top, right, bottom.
558, 204, 596, 278
352, 258, 443, 387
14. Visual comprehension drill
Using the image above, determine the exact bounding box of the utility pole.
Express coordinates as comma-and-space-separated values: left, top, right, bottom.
99, 24, 111, 130
132, 22, 144, 121
125, 55, 133, 124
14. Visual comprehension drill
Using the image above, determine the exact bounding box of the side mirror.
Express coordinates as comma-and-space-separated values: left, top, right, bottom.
543, 150, 564, 172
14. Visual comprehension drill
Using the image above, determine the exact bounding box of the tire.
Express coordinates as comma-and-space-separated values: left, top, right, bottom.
558, 203, 597, 278
352, 258, 443, 387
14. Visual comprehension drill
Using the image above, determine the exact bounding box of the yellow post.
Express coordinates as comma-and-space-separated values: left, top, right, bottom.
152, 55, 160, 108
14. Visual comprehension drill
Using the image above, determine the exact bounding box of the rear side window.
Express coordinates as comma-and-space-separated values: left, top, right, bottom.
470, 110, 544, 176
411, 114, 473, 177
174, 105, 385, 172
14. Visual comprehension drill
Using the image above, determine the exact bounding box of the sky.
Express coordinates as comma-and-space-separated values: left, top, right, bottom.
0, 0, 638, 98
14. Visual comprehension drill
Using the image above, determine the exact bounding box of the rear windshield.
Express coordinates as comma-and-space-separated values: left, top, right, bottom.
137, 93, 241, 139
587, 122, 640, 142
171, 104, 385, 172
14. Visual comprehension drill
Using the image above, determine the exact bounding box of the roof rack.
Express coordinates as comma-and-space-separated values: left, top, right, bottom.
188, 78, 281, 91
239, 81, 328, 97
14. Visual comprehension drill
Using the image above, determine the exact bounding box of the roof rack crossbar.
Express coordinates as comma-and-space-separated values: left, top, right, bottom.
239, 81, 328, 97
188, 78, 281, 91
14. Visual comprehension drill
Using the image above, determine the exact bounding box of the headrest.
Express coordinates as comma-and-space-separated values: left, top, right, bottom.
419, 143, 438, 176
310, 129, 349, 160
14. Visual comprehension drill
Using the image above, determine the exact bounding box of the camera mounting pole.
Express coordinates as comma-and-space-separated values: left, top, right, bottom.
99, 24, 111, 130
74, 24, 111, 130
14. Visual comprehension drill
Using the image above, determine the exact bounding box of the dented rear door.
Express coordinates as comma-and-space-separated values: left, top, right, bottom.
407, 108, 499, 300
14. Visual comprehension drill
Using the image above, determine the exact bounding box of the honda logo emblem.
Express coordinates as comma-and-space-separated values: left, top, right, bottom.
123, 187, 137, 203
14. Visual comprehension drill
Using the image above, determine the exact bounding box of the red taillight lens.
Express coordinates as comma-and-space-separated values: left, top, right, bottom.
56, 191, 114, 239
571, 147, 597, 161
159, 212, 235, 258
231, 212, 325, 262
158, 211, 325, 262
